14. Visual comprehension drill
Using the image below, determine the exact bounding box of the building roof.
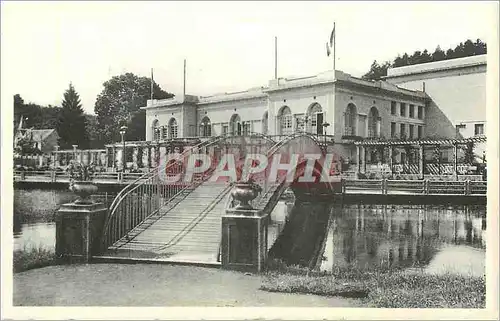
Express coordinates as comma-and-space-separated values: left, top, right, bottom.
17, 128, 58, 142
141, 69, 428, 110
385, 54, 487, 79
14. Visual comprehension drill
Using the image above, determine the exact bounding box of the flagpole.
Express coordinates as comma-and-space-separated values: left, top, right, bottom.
274, 36, 278, 80
183, 59, 186, 99
333, 22, 336, 79
331, 22, 336, 142
150, 68, 154, 101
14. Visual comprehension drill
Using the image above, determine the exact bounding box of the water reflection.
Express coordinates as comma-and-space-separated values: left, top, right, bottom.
320, 204, 486, 275
13, 188, 113, 251
13, 188, 486, 277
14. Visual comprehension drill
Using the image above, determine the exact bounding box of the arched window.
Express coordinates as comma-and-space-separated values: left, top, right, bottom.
278, 106, 292, 135
152, 119, 160, 141
368, 107, 380, 138
230, 114, 242, 135
200, 116, 212, 137
307, 103, 323, 135
344, 104, 357, 136
169, 118, 178, 138
262, 112, 268, 135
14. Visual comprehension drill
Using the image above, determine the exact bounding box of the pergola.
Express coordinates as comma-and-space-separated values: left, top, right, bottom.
353, 135, 487, 179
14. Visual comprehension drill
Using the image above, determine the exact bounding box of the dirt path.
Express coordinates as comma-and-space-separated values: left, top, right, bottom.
13, 263, 360, 307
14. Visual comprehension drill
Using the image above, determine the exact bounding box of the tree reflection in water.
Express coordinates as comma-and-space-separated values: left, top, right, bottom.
268, 201, 486, 272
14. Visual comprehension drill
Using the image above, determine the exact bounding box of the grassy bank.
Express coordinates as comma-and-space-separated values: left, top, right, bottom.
260, 261, 486, 308
13, 246, 56, 273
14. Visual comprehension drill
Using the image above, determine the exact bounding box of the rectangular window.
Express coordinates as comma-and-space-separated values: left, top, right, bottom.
295, 115, 305, 131
417, 125, 423, 138
418, 106, 423, 119
400, 103, 406, 117
391, 122, 396, 138
474, 124, 484, 136
409, 105, 415, 118
409, 124, 414, 138
400, 123, 406, 138
391, 101, 397, 115
222, 124, 228, 135
242, 122, 251, 135
170, 126, 178, 139
161, 126, 168, 140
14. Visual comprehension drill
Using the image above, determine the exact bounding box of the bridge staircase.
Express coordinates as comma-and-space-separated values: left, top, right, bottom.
106, 179, 232, 262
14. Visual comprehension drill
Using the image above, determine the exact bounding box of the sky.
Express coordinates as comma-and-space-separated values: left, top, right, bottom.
1, 1, 497, 114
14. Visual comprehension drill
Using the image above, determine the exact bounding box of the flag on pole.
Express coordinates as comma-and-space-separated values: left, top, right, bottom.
329, 23, 335, 47
326, 23, 335, 56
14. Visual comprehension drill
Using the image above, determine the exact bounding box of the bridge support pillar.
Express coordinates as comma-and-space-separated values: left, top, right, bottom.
221, 209, 269, 272
55, 202, 107, 263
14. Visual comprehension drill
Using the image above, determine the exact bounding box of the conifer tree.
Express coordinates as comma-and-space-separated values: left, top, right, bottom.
57, 83, 89, 149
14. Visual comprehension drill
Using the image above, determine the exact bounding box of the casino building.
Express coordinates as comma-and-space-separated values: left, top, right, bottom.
141, 55, 486, 164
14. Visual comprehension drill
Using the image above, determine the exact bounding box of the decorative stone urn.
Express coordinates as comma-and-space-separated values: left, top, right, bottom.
231, 181, 262, 210
70, 181, 98, 204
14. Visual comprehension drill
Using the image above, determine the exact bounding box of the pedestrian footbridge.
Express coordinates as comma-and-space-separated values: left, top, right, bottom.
99, 133, 339, 265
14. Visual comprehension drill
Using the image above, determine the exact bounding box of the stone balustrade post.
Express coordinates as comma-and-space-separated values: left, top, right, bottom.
56, 202, 107, 263
142, 146, 150, 169
111, 146, 117, 169
132, 146, 139, 170
116, 148, 123, 170
221, 208, 269, 272
151, 146, 158, 168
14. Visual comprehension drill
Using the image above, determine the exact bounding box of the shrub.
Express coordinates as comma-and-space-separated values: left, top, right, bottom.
13, 246, 56, 273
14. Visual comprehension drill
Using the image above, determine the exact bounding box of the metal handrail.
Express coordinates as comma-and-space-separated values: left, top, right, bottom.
102, 132, 277, 249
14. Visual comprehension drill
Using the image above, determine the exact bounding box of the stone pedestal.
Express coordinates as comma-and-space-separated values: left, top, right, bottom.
221, 209, 269, 272
55, 202, 107, 263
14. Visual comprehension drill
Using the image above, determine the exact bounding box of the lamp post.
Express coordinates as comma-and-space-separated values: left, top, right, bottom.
322, 122, 330, 146
304, 116, 310, 133
72, 145, 78, 163
119, 125, 127, 172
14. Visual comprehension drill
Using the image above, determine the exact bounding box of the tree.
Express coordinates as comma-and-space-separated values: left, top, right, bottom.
94, 73, 174, 145
474, 39, 487, 55
363, 38, 487, 79
85, 114, 102, 149
432, 46, 446, 61
420, 49, 432, 63
362, 60, 391, 81
57, 83, 89, 149
14, 94, 24, 109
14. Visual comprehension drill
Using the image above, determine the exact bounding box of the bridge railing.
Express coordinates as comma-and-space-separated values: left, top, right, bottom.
101, 132, 278, 251
341, 179, 486, 196
101, 138, 217, 250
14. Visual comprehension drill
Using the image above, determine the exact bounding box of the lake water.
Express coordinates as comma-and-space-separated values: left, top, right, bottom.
14, 188, 486, 276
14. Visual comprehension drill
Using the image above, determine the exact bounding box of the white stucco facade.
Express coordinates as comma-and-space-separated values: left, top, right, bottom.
141, 70, 431, 161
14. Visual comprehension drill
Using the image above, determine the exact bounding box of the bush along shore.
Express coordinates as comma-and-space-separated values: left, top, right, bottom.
260, 260, 486, 308
13, 246, 56, 273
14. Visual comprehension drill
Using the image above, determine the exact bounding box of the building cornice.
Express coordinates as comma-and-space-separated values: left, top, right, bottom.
385, 55, 487, 80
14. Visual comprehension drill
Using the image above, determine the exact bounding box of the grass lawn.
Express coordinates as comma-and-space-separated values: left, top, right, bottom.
260, 261, 486, 308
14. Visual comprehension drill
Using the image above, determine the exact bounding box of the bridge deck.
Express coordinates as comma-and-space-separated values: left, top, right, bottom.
103, 181, 232, 263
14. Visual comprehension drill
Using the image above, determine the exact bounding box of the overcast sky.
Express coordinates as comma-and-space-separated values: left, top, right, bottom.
1, 1, 496, 114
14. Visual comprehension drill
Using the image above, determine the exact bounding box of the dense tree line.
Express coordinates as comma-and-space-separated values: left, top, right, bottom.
14, 84, 92, 150
14, 73, 174, 150
362, 39, 487, 81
